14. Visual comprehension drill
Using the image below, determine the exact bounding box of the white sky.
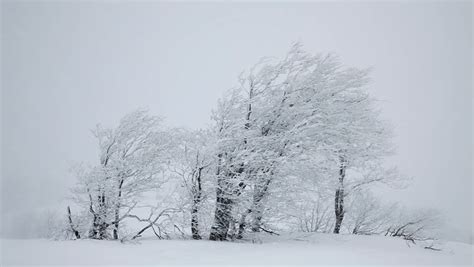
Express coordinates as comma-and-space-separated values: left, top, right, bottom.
1, 1, 472, 237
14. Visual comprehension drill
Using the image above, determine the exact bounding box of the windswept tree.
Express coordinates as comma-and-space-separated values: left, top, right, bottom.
209, 43, 397, 240
315, 92, 395, 234
168, 128, 215, 239
71, 110, 171, 240
64, 44, 410, 244
208, 91, 249, 241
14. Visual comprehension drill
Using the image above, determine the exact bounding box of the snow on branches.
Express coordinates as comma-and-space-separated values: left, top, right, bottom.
65, 44, 436, 244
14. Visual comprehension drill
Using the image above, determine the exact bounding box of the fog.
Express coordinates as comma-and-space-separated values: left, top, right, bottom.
1, 1, 472, 240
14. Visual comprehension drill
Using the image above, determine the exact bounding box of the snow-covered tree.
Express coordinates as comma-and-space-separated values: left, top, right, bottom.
71, 110, 171, 239
208, 43, 396, 240
65, 44, 410, 244
167, 128, 216, 239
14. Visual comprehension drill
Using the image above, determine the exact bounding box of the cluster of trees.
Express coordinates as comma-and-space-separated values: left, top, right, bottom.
64, 44, 439, 243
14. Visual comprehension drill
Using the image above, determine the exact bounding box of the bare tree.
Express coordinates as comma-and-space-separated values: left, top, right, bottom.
344, 190, 394, 235
385, 208, 441, 244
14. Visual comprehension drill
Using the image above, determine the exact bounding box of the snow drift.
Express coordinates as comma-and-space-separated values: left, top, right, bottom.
1, 233, 472, 266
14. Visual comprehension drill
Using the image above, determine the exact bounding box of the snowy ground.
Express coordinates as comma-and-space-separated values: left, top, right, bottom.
1, 233, 472, 266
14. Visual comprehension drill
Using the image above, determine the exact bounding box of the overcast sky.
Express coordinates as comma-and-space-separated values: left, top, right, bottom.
1, 1, 472, 238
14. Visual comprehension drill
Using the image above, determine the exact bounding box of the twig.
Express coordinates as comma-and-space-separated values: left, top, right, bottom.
260, 227, 280, 236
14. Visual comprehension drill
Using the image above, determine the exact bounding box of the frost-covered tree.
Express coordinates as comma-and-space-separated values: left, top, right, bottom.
167, 128, 215, 239
71, 110, 171, 240
65, 44, 409, 244
209, 43, 396, 240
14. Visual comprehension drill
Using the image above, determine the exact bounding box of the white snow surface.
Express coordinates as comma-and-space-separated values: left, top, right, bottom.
1, 233, 472, 266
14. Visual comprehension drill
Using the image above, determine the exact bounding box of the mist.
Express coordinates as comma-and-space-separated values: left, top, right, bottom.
1, 1, 472, 243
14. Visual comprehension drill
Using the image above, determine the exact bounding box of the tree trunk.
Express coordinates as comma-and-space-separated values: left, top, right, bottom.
250, 176, 272, 232
190, 181, 201, 239
209, 154, 238, 241
251, 212, 263, 232
333, 156, 346, 234
236, 208, 251, 239
191, 203, 201, 239
87, 191, 99, 239
191, 167, 203, 240
98, 222, 108, 239
113, 213, 119, 240
210, 146, 250, 240
209, 172, 234, 241
88, 211, 100, 238
250, 195, 263, 233
67, 206, 80, 239
96, 191, 109, 239
352, 226, 359, 235
333, 188, 344, 234
113, 179, 124, 240
88, 225, 98, 238
209, 194, 233, 241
